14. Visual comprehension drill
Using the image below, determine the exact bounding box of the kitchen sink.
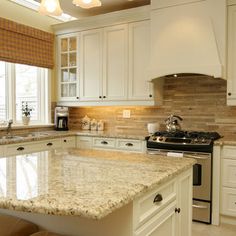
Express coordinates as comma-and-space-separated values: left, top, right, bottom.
0, 135, 24, 140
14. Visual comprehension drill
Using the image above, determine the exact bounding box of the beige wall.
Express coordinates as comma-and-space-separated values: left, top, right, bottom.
69, 76, 236, 136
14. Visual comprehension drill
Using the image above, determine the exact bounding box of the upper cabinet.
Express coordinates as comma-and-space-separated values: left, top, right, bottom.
57, 33, 80, 101
227, 2, 236, 105
54, 6, 163, 106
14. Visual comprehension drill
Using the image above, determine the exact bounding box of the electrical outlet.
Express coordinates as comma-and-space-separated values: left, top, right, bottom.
123, 110, 131, 118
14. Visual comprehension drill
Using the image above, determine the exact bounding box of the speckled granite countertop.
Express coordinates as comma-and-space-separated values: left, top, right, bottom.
0, 130, 146, 145
0, 148, 195, 219
214, 135, 236, 146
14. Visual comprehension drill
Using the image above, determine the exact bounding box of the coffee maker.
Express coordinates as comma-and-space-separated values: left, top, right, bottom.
55, 107, 69, 131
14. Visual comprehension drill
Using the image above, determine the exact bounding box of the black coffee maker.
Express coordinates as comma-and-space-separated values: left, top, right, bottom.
55, 107, 69, 131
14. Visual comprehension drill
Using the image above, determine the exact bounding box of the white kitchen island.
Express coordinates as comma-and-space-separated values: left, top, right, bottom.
0, 148, 195, 236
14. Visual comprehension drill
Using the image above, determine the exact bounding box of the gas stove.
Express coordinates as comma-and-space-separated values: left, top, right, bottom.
147, 130, 221, 153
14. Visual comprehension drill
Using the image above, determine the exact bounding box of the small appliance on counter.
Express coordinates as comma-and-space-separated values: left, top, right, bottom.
55, 107, 69, 131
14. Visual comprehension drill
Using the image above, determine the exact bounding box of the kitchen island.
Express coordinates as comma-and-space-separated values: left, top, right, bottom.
0, 148, 195, 236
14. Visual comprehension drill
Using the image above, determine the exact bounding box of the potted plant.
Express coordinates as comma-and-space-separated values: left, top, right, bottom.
22, 101, 33, 125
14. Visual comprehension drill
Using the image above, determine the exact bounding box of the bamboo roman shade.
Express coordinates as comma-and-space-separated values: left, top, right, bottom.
0, 17, 54, 69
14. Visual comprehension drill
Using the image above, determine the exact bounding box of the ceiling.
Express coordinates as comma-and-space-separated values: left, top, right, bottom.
58, 0, 150, 19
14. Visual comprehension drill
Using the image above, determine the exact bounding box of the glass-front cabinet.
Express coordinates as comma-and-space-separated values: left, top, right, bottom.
58, 33, 80, 101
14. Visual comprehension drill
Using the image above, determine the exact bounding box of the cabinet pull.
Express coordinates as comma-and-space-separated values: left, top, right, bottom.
103, 96, 106, 99
64, 140, 67, 143
175, 208, 181, 213
47, 142, 53, 146
125, 143, 133, 147
149, 94, 153, 98
17, 147, 25, 151
99, 96, 102, 99
76, 97, 79, 99
153, 194, 163, 203
228, 92, 232, 96
101, 141, 108, 145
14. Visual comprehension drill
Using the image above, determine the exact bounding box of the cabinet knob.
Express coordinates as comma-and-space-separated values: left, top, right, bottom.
64, 140, 67, 143
149, 94, 153, 98
47, 142, 53, 146
99, 96, 102, 99
103, 96, 106, 99
101, 141, 108, 145
175, 208, 181, 213
17, 147, 25, 151
153, 194, 163, 203
125, 143, 133, 147
76, 97, 79, 99
228, 92, 232, 96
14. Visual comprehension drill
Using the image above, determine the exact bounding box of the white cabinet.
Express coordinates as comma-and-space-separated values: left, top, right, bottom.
61, 136, 76, 148
103, 24, 128, 101
80, 29, 103, 101
57, 33, 80, 101
133, 169, 192, 236
93, 137, 116, 149
76, 136, 93, 149
227, 4, 236, 105
128, 20, 153, 100
221, 145, 236, 217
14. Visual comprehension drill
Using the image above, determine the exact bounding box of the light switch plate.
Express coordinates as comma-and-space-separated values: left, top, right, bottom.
123, 110, 131, 118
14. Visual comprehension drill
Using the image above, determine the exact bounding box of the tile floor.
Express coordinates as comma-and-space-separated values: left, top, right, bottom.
192, 222, 236, 236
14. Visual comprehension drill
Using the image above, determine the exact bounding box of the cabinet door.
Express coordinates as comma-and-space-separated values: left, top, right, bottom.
227, 5, 236, 105
176, 169, 192, 236
77, 136, 93, 149
134, 201, 177, 236
58, 33, 80, 102
103, 24, 128, 101
80, 29, 103, 101
128, 21, 153, 100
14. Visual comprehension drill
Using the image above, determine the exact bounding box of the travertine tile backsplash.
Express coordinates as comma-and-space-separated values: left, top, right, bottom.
69, 76, 236, 136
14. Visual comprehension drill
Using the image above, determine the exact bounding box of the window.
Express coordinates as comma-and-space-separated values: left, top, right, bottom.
0, 61, 49, 125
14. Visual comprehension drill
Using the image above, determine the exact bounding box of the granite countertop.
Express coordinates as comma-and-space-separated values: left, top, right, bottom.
0, 130, 147, 145
214, 135, 236, 146
0, 148, 195, 219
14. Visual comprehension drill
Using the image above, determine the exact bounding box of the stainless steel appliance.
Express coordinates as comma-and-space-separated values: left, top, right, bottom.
55, 107, 69, 131
146, 130, 221, 224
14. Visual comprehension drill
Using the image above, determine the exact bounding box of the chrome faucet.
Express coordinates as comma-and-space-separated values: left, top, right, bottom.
6, 119, 13, 138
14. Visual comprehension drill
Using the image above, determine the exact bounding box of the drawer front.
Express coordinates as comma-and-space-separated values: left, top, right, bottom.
93, 137, 116, 149
133, 179, 176, 230
222, 146, 236, 160
77, 136, 93, 149
222, 159, 236, 188
116, 139, 143, 152
5, 143, 39, 156
40, 139, 62, 150
221, 187, 236, 217
61, 136, 76, 148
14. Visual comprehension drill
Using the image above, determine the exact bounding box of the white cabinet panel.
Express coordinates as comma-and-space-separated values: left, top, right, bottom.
227, 4, 236, 105
103, 24, 128, 100
93, 137, 116, 149
80, 29, 103, 101
221, 187, 236, 217
222, 159, 236, 188
128, 20, 153, 101
116, 139, 144, 152
61, 136, 76, 148
76, 136, 93, 149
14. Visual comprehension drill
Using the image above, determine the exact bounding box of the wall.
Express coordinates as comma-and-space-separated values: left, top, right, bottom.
69, 76, 236, 136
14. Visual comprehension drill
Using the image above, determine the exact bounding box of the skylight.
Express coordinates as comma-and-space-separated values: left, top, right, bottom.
9, 0, 77, 22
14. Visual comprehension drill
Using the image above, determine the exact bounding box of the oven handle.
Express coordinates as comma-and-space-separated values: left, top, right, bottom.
192, 204, 208, 209
184, 154, 210, 160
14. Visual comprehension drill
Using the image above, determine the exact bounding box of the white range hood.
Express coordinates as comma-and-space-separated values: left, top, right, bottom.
150, 0, 227, 79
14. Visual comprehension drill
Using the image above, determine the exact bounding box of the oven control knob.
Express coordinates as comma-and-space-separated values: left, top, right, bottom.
159, 137, 164, 141
201, 138, 207, 143
152, 137, 157, 141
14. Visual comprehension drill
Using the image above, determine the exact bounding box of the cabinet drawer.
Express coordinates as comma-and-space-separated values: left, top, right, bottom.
221, 187, 236, 217
93, 137, 116, 149
5, 142, 40, 156
222, 146, 236, 160
77, 136, 92, 149
61, 136, 76, 148
116, 139, 143, 152
40, 139, 61, 150
222, 159, 236, 188
133, 179, 176, 230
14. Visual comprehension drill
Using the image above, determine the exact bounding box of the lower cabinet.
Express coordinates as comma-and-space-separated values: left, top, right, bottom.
221, 145, 236, 217
3, 136, 76, 157
77, 135, 146, 153
133, 169, 192, 236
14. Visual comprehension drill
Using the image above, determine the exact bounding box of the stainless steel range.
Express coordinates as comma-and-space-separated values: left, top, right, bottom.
146, 130, 221, 224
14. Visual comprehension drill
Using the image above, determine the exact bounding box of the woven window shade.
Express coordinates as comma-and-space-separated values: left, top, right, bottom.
0, 17, 54, 69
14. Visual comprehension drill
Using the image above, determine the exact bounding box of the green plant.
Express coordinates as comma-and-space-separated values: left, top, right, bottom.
22, 102, 33, 117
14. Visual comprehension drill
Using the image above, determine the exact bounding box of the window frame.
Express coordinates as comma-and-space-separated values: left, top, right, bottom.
0, 61, 50, 125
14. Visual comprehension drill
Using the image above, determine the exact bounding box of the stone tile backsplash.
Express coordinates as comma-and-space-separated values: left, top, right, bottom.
69, 76, 236, 136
